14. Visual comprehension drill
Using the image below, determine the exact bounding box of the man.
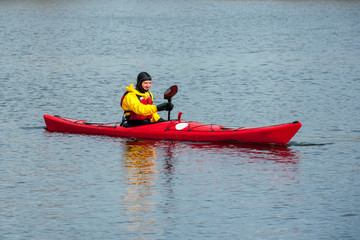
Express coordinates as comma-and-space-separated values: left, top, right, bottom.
120, 72, 173, 126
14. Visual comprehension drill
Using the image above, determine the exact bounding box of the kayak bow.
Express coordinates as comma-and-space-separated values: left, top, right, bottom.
43, 114, 302, 145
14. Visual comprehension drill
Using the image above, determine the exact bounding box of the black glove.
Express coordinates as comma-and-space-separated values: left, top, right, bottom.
157, 102, 174, 111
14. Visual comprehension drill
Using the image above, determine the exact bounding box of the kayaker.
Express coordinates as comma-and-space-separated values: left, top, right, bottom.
120, 72, 174, 127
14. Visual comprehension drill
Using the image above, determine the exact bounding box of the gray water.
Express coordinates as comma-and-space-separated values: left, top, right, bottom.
1, 0, 360, 239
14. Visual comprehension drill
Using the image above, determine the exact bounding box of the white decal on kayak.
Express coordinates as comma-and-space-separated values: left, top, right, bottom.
175, 123, 188, 130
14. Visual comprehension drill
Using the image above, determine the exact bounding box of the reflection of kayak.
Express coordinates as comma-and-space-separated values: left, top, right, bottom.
43, 114, 302, 145
123, 138, 300, 164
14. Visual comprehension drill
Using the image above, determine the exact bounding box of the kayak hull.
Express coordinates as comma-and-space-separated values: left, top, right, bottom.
43, 115, 302, 145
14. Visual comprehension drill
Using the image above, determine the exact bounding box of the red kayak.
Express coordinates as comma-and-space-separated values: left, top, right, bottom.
43, 114, 302, 145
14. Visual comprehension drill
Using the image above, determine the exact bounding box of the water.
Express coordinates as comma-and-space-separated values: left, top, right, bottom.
1, 0, 360, 239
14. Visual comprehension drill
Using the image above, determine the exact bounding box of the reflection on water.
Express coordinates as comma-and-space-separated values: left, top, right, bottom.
122, 140, 157, 186
118, 138, 302, 237
185, 141, 300, 164
183, 141, 301, 187
120, 139, 158, 235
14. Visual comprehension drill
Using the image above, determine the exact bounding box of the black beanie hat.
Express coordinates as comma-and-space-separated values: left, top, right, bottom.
137, 72, 152, 84
136, 72, 152, 93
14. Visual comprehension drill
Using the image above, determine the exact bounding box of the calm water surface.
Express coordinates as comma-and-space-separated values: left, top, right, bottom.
1, 0, 360, 239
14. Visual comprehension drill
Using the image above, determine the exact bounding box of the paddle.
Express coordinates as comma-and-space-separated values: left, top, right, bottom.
164, 85, 178, 121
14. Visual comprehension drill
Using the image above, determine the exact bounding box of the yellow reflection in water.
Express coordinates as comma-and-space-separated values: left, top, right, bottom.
122, 141, 157, 186
121, 140, 158, 235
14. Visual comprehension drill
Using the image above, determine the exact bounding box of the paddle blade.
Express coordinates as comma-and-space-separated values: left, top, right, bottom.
164, 85, 178, 100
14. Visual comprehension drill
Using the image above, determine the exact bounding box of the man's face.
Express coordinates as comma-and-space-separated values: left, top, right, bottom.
141, 80, 152, 91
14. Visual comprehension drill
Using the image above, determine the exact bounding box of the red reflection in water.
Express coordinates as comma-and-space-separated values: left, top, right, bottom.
188, 142, 300, 163
119, 139, 300, 164
120, 138, 300, 177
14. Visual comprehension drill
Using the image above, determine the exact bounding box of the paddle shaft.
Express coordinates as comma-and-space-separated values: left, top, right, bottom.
167, 98, 172, 121
163, 85, 178, 121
